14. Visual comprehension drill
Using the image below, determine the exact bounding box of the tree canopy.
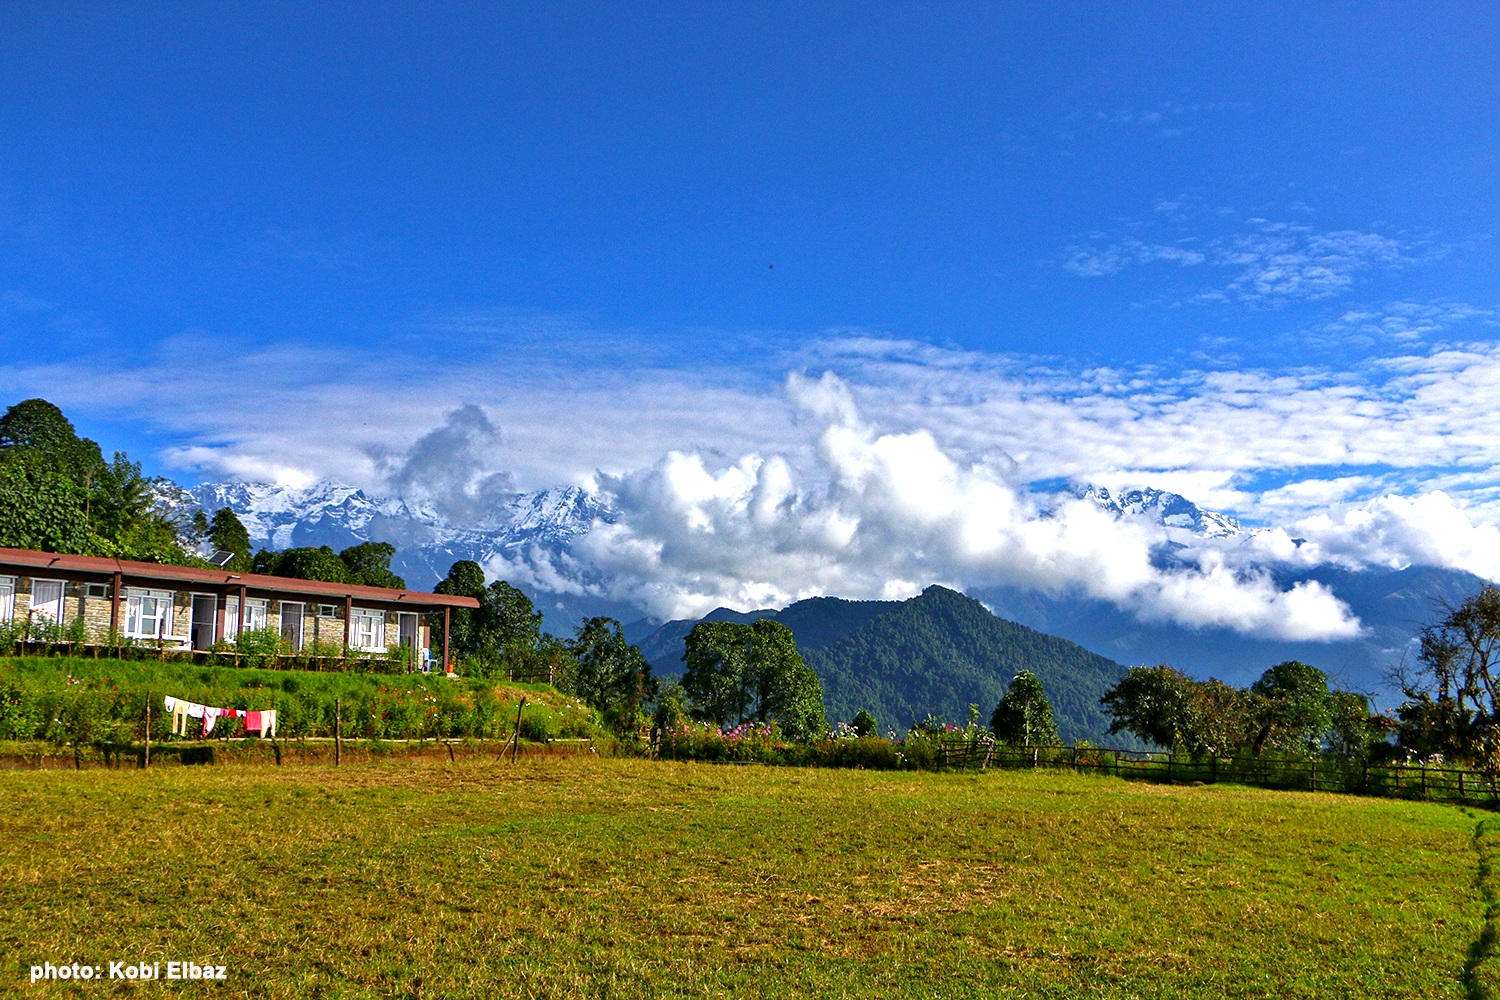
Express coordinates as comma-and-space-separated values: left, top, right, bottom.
681, 618, 827, 740
0, 398, 199, 565
1100, 661, 1378, 760
990, 670, 1060, 746
565, 616, 657, 727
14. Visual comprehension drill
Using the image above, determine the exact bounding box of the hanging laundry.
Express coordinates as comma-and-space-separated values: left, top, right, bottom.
203, 707, 220, 735
263, 709, 277, 738
186, 702, 205, 720
163, 695, 176, 713
172, 702, 190, 736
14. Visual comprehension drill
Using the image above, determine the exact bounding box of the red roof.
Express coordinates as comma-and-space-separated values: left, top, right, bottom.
0, 547, 480, 609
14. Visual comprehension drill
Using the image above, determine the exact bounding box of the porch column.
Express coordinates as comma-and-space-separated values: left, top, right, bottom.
443, 606, 451, 674
109, 570, 121, 633
238, 584, 248, 637
343, 595, 353, 651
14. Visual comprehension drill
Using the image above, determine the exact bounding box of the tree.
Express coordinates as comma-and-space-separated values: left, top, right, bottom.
0, 398, 105, 488
1100, 665, 1197, 750
207, 508, 252, 571
681, 619, 827, 739
338, 541, 405, 589
1249, 661, 1335, 755
432, 561, 543, 661
256, 546, 351, 583
849, 710, 879, 738
990, 669, 1060, 746
0, 463, 92, 554
1396, 585, 1500, 760
565, 617, 657, 727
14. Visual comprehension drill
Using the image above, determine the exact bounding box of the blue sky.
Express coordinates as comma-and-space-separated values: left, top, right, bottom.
5, 3, 1500, 628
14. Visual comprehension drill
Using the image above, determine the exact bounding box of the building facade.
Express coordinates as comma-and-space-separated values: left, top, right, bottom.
0, 547, 480, 672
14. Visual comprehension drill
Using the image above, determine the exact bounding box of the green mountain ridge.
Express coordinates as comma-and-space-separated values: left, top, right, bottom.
640, 585, 1128, 743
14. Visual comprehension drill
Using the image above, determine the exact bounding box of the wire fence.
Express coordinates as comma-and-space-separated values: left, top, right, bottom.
935, 739, 1497, 805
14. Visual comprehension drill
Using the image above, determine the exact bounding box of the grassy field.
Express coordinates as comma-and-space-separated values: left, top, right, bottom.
0, 758, 1491, 999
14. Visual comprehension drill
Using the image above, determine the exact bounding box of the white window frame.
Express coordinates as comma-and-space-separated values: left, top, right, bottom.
29, 579, 66, 623
224, 597, 269, 638
351, 608, 385, 651
124, 588, 174, 639
0, 577, 14, 621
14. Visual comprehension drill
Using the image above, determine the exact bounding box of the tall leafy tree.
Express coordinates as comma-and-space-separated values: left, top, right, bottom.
338, 541, 405, 589
990, 669, 1060, 746
207, 507, 253, 571
433, 561, 543, 660
1397, 585, 1500, 759
0, 463, 92, 554
255, 546, 351, 582
681, 619, 827, 739
566, 616, 657, 725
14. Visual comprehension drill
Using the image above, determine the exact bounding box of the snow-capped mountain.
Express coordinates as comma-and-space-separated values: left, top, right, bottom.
180, 481, 615, 592
1077, 485, 1244, 539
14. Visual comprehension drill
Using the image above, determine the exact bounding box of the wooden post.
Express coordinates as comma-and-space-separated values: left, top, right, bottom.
1460, 768, 1466, 801
1421, 766, 1428, 798
144, 691, 151, 768
511, 697, 527, 762
343, 596, 353, 663
335, 698, 342, 767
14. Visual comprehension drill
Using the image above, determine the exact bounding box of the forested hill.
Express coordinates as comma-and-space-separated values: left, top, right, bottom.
801, 586, 1126, 743
639, 585, 1128, 743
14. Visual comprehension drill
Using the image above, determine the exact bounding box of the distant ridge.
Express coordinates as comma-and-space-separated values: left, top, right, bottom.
639, 586, 1127, 743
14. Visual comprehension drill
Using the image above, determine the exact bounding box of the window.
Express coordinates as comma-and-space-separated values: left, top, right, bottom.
124, 588, 173, 638
85, 583, 110, 599
29, 579, 65, 622
0, 577, 14, 620
224, 597, 268, 637
318, 604, 339, 618
351, 609, 384, 650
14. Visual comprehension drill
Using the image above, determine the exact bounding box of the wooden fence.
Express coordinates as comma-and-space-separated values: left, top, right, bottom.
934, 739, 1498, 805
4, 640, 418, 674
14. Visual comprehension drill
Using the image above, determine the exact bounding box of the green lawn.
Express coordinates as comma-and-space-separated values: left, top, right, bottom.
0, 758, 1490, 998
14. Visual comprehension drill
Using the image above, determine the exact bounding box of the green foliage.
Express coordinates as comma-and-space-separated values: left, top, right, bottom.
338, 542, 405, 589
256, 545, 352, 582
0, 655, 600, 744
434, 562, 545, 664
1102, 661, 1381, 760
989, 669, 1060, 746
564, 617, 657, 728
0, 398, 203, 564
681, 619, 827, 740
849, 709, 878, 737
208, 507, 253, 571
1396, 584, 1500, 760
0, 462, 93, 554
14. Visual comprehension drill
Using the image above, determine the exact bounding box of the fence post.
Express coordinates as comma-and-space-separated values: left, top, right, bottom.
144, 690, 151, 769
1460, 769, 1466, 801
1210, 755, 1217, 784
1165, 753, 1172, 783
334, 698, 342, 767
1421, 766, 1427, 798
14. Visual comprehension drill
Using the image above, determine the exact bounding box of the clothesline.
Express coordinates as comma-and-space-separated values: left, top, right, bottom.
162, 695, 277, 738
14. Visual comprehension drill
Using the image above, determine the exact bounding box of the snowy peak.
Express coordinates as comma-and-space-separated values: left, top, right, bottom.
1078, 485, 1244, 539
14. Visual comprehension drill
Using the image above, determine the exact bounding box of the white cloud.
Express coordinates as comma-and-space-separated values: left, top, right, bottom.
1265, 492, 1500, 581
1065, 220, 1415, 305
577, 374, 1362, 640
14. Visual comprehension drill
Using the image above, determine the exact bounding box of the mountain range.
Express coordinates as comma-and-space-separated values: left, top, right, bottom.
634, 586, 1130, 743
177, 479, 1485, 706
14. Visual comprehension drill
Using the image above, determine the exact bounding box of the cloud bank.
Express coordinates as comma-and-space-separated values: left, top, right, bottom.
575, 372, 1363, 640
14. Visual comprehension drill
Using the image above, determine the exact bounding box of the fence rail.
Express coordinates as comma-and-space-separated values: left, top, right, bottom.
933, 739, 1496, 804
4, 640, 420, 674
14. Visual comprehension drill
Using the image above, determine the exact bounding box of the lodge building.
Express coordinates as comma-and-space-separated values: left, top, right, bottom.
0, 547, 480, 672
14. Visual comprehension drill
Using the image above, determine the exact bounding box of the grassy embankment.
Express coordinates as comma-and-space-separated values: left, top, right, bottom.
0, 757, 1492, 999
0, 655, 599, 761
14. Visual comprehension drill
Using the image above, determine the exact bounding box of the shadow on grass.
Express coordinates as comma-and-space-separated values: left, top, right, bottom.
1463, 814, 1497, 1000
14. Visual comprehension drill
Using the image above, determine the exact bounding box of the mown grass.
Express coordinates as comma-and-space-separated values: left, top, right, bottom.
0, 758, 1490, 998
